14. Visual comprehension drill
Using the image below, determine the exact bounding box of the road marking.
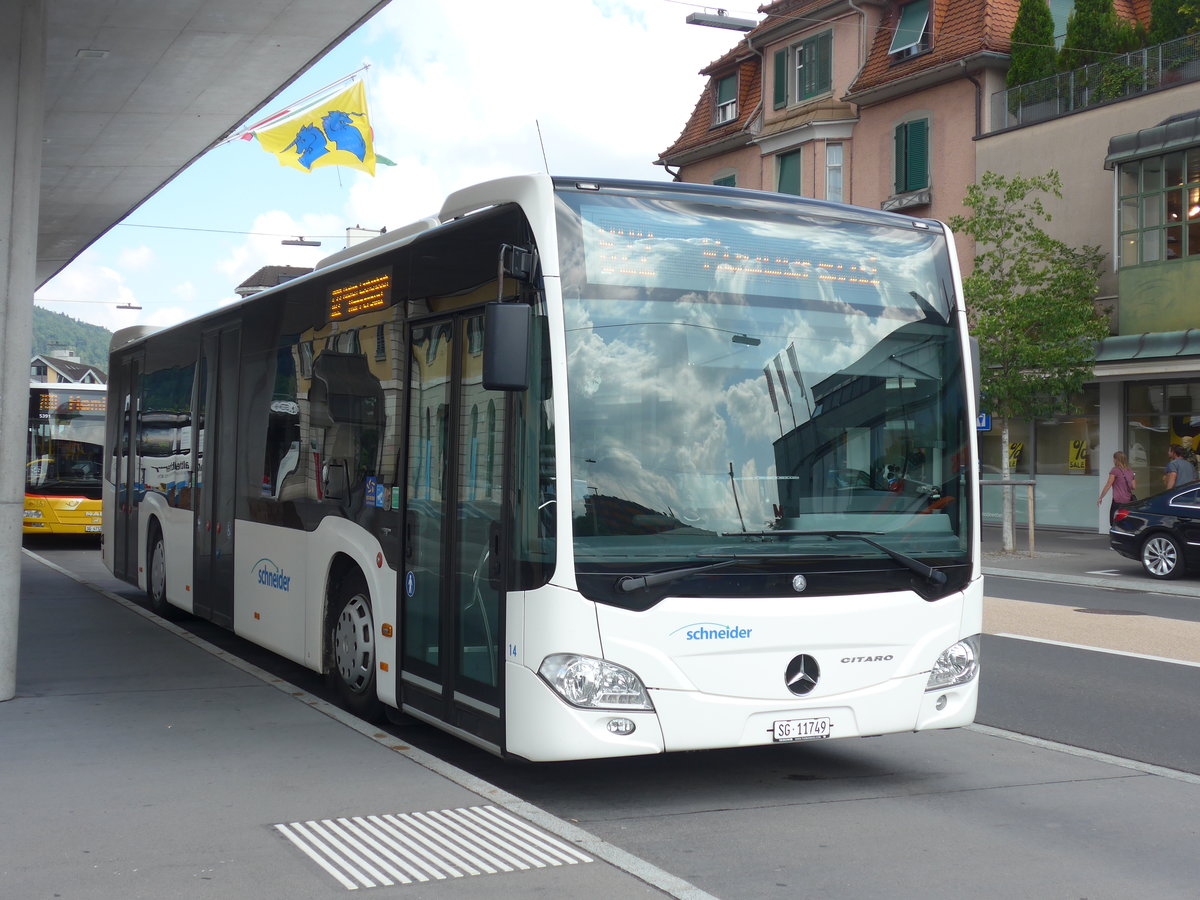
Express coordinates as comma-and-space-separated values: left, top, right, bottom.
23, 548, 721, 900
969, 724, 1200, 785
1084, 569, 1123, 575
991, 633, 1200, 669
274, 805, 592, 891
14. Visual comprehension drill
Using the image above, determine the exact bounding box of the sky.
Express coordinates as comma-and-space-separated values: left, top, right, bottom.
35, 0, 751, 333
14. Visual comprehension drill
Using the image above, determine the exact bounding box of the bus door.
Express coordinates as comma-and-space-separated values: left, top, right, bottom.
402, 311, 506, 749
193, 325, 241, 627
111, 354, 142, 582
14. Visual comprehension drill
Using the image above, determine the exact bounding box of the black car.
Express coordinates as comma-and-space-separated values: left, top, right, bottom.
1110, 482, 1200, 579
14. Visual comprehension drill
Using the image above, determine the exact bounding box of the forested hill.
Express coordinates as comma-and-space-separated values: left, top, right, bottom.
32, 307, 114, 371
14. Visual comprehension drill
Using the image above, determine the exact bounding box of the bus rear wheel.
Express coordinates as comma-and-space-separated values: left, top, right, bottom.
327, 571, 384, 721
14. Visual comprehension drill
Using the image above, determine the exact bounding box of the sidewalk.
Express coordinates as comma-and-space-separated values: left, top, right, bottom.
981, 523, 1197, 597
1, 551, 703, 900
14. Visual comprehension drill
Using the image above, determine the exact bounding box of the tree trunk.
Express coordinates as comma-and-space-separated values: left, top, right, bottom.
1001, 418, 1015, 552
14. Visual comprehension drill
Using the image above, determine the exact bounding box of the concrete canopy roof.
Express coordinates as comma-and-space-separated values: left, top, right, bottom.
37, 0, 390, 287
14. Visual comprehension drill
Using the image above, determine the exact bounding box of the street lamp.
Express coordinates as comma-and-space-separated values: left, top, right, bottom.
686, 10, 756, 32
282, 236, 321, 247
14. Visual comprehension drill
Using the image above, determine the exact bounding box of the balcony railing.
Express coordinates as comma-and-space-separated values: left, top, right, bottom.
989, 33, 1200, 133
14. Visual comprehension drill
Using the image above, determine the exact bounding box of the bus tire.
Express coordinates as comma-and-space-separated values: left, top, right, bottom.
146, 523, 173, 617
326, 569, 384, 721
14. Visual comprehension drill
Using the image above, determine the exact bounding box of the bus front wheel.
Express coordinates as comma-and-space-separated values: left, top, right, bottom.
146, 525, 172, 617
326, 571, 384, 721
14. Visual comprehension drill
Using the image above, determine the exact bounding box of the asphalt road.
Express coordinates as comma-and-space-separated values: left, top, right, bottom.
23, 541, 1200, 899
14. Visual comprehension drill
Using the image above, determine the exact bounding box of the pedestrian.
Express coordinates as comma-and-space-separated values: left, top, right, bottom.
1163, 443, 1198, 491
1097, 451, 1136, 523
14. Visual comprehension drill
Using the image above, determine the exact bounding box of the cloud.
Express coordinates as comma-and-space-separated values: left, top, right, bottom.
215, 209, 344, 289
45, 0, 748, 332
117, 245, 154, 270
342, 0, 739, 230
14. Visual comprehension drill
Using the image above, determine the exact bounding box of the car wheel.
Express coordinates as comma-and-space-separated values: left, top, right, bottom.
327, 570, 384, 721
146, 525, 172, 616
1141, 533, 1185, 579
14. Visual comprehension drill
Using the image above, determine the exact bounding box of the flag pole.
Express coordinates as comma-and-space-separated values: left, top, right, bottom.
219, 64, 371, 145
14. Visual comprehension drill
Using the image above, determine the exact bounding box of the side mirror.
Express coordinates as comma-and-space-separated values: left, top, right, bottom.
482, 302, 531, 391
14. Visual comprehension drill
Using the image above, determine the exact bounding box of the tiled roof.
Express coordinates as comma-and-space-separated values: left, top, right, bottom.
658, 46, 761, 163
235, 265, 312, 294
35, 355, 106, 384
662, 0, 1158, 160
849, 1, 1016, 96
850, 0, 1154, 96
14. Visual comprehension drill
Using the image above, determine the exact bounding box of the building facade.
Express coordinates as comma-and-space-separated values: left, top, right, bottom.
659, 0, 1200, 532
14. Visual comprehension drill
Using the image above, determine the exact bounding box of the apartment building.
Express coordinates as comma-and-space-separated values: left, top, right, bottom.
658, 0, 1200, 532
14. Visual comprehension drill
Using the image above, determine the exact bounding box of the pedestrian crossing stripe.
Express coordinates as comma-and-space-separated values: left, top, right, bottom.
274, 805, 593, 890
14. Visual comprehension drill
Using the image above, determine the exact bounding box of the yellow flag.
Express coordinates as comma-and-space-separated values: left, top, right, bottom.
255, 80, 375, 176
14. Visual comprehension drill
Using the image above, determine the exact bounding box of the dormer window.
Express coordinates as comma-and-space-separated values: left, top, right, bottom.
714, 75, 738, 125
889, 0, 931, 58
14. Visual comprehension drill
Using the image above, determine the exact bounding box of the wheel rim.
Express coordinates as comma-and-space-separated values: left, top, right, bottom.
1143, 536, 1178, 576
150, 539, 166, 602
333, 593, 374, 693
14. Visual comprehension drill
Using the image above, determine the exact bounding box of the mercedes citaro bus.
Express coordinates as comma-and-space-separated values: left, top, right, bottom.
104, 175, 981, 761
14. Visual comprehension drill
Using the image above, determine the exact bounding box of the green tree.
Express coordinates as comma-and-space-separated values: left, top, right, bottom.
1059, 0, 1142, 71
1008, 0, 1058, 88
1149, 0, 1200, 44
31, 307, 113, 373
949, 172, 1108, 551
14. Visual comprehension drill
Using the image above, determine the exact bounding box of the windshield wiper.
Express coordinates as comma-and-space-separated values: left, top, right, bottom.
616, 555, 779, 593
721, 529, 947, 586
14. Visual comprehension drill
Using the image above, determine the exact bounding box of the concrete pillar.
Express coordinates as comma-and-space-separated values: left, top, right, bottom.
0, 0, 46, 702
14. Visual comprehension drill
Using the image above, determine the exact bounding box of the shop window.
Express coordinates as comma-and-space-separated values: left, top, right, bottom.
1126, 381, 1200, 490
1033, 386, 1100, 477
977, 419, 1032, 477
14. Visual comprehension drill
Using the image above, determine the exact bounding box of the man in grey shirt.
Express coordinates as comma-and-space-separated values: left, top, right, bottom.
1164, 444, 1198, 490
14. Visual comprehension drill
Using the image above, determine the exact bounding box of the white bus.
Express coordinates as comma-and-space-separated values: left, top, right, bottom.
104, 176, 981, 761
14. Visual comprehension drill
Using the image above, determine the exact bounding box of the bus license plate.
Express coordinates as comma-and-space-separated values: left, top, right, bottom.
772, 716, 832, 742
85, 525, 102, 533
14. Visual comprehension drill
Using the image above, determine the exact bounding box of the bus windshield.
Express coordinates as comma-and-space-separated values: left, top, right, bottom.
27, 387, 106, 499
555, 187, 971, 591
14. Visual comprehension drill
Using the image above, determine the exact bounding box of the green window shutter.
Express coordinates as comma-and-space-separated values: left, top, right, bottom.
815, 31, 832, 95
774, 49, 788, 108
778, 151, 802, 195
895, 120, 929, 192
713, 174, 736, 187
906, 119, 929, 190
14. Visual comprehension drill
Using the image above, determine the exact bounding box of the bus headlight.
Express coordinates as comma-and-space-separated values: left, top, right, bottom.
24, 509, 44, 519
926, 635, 980, 691
538, 654, 654, 710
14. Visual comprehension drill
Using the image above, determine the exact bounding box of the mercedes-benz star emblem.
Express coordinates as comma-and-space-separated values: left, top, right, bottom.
785, 654, 820, 696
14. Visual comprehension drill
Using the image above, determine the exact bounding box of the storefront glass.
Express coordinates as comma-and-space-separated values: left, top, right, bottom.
1126, 381, 1200, 494
978, 386, 1099, 528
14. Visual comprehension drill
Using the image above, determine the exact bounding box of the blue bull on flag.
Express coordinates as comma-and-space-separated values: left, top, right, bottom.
255, 80, 376, 176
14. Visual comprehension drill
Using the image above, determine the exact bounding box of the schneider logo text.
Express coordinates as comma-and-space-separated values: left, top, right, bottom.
673, 623, 753, 641
253, 559, 291, 592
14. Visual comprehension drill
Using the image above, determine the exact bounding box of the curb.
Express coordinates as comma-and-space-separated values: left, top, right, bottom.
982, 565, 1198, 597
